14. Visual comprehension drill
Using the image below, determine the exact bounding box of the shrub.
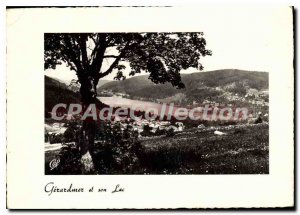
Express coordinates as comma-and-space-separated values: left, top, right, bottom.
166, 127, 175, 137
45, 144, 82, 175
49, 133, 64, 144
48, 121, 143, 174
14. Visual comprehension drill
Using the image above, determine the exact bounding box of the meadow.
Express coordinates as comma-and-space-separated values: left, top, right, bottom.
45, 123, 269, 175
139, 123, 269, 174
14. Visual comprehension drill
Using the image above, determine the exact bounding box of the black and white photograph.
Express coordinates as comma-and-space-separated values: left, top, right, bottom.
44, 32, 269, 175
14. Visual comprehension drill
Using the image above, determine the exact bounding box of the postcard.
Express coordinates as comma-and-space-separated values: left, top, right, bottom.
6, 6, 294, 209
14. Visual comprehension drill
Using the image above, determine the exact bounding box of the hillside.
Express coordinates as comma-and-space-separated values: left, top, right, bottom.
45, 75, 81, 116
45, 76, 114, 118
98, 79, 114, 87
98, 69, 269, 104
46, 123, 269, 174
140, 123, 269, 174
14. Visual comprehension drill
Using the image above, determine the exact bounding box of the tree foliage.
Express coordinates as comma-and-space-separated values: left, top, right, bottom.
44, 33, 212, 95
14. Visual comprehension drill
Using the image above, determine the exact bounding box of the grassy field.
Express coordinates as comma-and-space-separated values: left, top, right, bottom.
45, 123, 269, 174
138, 123, 269, 174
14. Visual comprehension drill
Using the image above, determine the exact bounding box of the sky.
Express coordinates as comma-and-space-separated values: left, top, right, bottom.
44, 7, 292, 84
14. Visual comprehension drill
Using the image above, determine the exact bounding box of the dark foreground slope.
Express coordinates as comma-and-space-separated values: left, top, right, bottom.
140, 123, 269, 174
45, 123, 269, 174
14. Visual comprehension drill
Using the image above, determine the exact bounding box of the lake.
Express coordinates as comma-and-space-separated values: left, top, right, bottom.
98, 96, 163, 112
98, 96, 199, 119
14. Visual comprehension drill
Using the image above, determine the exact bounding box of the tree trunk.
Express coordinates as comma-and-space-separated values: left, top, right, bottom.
79, 118, 96, 173
79, 77, 98, 173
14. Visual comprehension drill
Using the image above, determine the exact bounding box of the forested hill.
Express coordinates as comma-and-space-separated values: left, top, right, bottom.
45, 69, 269, 114
45, 76, 112, 117
97, 69, 269, 102
45, 75, 80, 115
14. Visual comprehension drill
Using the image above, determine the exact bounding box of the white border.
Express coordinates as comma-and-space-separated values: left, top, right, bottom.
1, 1, 297, 213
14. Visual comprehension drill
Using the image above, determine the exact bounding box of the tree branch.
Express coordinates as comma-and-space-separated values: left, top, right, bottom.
98, 40, 131, 79
103, 55, 118, 58
63, 36, 83, 72
78, 35, 89, 70
91, 34, 98, 45
90, 34, 107, 77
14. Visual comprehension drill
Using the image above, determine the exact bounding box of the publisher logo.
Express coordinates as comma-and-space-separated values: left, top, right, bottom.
49, 158, 60, 170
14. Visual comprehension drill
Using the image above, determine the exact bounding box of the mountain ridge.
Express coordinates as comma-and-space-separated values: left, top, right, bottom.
97, 69, 269, 103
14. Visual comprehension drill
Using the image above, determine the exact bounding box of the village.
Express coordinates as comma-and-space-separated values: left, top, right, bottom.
45, 117, 185, 145
45, 84, 269, 145
45, 105, 268, 146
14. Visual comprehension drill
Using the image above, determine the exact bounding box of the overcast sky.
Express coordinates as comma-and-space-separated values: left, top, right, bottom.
45, 7, 291, 84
